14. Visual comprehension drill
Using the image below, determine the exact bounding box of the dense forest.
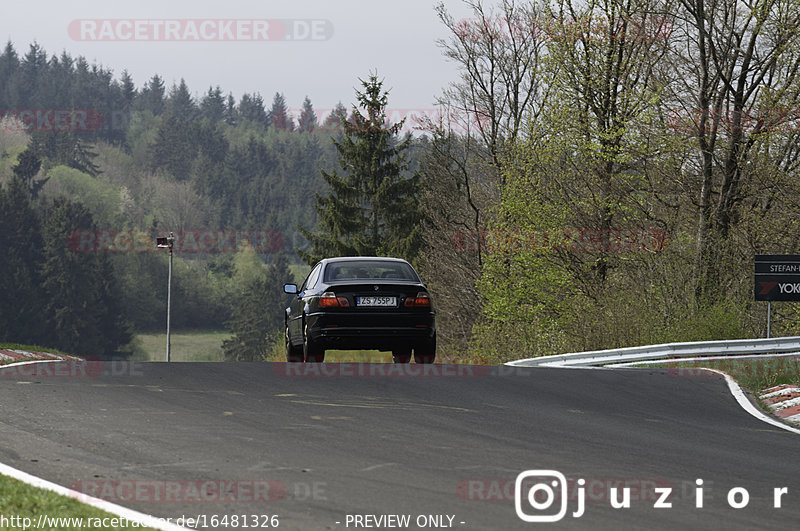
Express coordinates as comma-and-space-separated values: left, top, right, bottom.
0, 40, 354, 358
4, 0, 800, 363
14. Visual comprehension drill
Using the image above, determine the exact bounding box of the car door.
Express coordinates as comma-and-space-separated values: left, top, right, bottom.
288, 262, 322, 339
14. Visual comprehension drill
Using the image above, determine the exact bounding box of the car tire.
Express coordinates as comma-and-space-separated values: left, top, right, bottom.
414, 335, 436, 364
392, 347, 411, 364
286, 327, 304, 363
303, 320, 325, 363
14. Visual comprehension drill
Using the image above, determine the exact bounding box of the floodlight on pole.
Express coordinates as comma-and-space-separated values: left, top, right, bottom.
156, 232, 175, 362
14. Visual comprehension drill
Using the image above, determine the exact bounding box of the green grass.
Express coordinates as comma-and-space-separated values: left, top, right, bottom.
632, 356, 800, 394
133, 330, 231, 362
683, 356, 800, 392
264, 337, 392, 363
0, 474, 158, 530
136, 330, 398, 363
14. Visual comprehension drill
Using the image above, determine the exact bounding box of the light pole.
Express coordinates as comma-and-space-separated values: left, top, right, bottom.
156, 232, 175, 362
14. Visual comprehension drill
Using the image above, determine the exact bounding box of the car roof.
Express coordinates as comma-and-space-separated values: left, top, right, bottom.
316, 257, 423, 284
320, 256, 410, 265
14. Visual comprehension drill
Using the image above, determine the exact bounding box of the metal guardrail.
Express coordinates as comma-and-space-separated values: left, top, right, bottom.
505, 336, 800, 368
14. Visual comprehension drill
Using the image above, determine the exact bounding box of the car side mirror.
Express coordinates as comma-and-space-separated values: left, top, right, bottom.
283, 283, 298, 294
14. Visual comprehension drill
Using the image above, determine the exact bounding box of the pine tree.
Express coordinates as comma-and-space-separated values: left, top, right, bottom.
150, 114, 196, 181
299, 75, 422, 264
269, 92, 293, 131
322, 101, 348, 131
19, 43, 47, 107
200, 85, 226, 123
239, 92, 269, 128
167, 78, 197, 120
0, 176, 46, 344
137, 74, 166, 115
30, 131, 101, 177
224, 93, 238, 125
0, 41, 20, 108
298, 96, 317, 132
12, 148, 47, 199
115, 70, 137, 139
222, 253, 291, 361
40, 198, 132, 357
120, 70, 137, 105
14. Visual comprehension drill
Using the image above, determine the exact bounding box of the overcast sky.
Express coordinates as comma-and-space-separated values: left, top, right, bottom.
3, 0, 484, 117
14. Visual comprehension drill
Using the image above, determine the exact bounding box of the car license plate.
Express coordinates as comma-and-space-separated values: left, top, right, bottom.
356, 296, 397, 307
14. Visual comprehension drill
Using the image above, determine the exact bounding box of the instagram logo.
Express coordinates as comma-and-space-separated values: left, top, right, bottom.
512, 470, 790, 521
514, 470, 584, 522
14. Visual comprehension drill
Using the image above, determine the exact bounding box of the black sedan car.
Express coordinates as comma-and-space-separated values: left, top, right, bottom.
283, 257, 436, 363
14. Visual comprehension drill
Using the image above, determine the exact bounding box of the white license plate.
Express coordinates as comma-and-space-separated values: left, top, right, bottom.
356, 296, 397, 307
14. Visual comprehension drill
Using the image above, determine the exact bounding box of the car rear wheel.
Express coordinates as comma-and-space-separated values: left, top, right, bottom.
303, 320, 325, 363
286, 327, 304, 363
392, 347, 411, 364
414, 335, 436, 364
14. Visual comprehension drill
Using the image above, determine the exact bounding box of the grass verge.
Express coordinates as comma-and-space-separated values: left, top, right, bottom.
133, 330, 231, 362
0, 473, 159, 530
0, 344, 75, 366
265, 338, 392, 363
654, 356, 800, 392
0, 343, 69, 355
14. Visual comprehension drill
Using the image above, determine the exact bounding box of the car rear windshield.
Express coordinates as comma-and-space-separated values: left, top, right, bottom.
324, 261, 419, 282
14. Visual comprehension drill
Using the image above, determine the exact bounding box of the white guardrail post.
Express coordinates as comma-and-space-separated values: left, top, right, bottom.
505, 336, 800, 368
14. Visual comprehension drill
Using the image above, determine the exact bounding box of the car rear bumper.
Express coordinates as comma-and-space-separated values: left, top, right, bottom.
307, 311, 435, 350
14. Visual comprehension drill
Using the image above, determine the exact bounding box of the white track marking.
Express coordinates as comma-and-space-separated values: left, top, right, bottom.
681, 368, 800, 436
0, 360, 190, 531
510, 353, 800, 436
0, 461, 190, 531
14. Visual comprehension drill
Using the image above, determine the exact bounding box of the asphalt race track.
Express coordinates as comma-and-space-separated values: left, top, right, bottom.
0, 361, 798, 530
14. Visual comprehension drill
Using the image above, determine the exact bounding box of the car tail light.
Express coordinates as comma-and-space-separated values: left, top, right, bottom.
319, 292, 349, 308
404, 292, 431, 308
